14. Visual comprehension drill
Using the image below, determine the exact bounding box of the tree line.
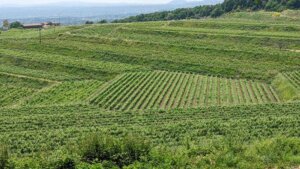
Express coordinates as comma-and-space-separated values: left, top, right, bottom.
113, 0, 300, 23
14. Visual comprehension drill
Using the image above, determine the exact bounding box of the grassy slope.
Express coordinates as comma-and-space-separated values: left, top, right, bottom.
0, 11, 299, 82
273, 74, 297, 101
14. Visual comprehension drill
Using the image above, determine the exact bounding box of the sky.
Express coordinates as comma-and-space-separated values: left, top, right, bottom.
0, 0, 181, 6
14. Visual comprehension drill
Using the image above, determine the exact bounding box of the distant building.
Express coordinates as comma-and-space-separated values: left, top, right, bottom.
23, 23, 43, 29
23, 22, 61, 29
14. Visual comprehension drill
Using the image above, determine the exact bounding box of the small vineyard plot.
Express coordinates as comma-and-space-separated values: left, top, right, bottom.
283, 71, 300, 88
25, 80, 103, 106
0, 73, 51, 107
91, 71, 280, 111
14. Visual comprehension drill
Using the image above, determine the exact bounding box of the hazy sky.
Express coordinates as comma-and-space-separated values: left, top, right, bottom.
0, 0, 182, 6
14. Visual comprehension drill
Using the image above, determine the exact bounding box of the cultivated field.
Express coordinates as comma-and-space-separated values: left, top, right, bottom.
0, 10, 299, 168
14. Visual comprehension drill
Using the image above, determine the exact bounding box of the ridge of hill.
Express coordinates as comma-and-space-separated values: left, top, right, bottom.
114, 0, 300, 22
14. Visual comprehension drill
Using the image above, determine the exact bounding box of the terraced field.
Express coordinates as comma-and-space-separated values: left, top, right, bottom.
91, 71, 280, 111
0, 11, 299, 168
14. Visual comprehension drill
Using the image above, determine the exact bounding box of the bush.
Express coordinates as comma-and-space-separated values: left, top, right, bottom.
80, 133, 151, 167
55, 158, 76, 169
244, 137, 300, 167
85, 21, 94, 25
98, 20, 108, 24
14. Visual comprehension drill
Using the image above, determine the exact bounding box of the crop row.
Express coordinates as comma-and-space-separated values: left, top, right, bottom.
0, 48, 146, 74
0, 85, 36, 107
283, 71, 300, 88
91, 71, 280, 111
25, 80, 103, 106
0, 102, 299, 156
0, 73, 51, 107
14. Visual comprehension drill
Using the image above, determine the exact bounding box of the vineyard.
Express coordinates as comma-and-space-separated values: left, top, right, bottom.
0, 10, 299, 168
0, 73, 51, 107
25, 80, 103, 106
283, 70, 300, 89
91, 71, 280, 111
0, 103, 299, 156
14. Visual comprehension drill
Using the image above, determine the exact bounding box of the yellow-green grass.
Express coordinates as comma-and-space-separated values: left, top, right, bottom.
273, 71, 300, 101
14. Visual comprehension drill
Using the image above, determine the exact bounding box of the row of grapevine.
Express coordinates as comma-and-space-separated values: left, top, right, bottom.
282, 71, 300, 88
0, 48, 146, 74
0, 85, 36, 107
0, 102, 299, 156
91, 71, 280, 111
25, 80, 103, 106
0, 73, 51, 107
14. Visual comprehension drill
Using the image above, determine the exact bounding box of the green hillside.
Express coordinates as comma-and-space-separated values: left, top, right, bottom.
115, 0, 300, 22
0, 11, 299, 168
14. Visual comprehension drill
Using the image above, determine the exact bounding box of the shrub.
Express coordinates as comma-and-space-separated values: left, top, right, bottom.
85, 21, 94, 25
244, 137, 300, 167
55, 158, 76, 169
80, 133, 151, 167
98, 20, 108, 24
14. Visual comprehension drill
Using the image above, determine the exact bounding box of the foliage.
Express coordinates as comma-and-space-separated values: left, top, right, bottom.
98, 20, 108, 24
85, 21, 94, 25
80, 133, 151, 167
10, 21, 23, 29
3, 135, 300, 168
55, 158, 76, 169
114, 0, 300, 22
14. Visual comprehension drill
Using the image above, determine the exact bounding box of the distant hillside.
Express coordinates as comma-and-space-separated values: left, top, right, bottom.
114, 0, 300, 22
0, 1, 222, 26
169, 0, 223, 6
169, 0, 224, 6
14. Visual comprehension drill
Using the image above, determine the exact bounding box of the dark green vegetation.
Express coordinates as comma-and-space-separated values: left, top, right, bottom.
0, 10, 299, 168
115, 0, 300, 22
9, 22, 23, 29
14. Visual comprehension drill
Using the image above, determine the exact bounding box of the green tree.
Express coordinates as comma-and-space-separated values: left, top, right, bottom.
85, 21, 94, 25
99, 20, 108, 24
287, 0, 300, 8
10, 21, 23, 29
210, 5, 224, 18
